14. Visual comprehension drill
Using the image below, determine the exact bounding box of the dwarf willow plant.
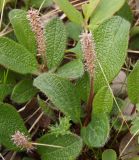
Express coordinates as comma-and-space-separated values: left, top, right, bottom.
0, 0, 136, 159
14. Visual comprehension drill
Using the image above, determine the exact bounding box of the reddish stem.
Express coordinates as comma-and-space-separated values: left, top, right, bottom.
83, 77, 94, 126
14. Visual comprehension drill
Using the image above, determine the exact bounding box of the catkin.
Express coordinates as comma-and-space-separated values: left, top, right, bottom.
80, 31, 96, 77
11, 131, 34, 152
27, 9, 47, 66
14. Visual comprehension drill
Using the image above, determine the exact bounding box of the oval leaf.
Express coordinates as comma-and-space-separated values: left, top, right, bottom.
90, 0, 125, 29
53, 0, 83, 25
11, 79, 38, 104
102, 149, 117, 160
0, 102, 29, 150
37, 133, 83, 160
82, 0, 100, 21
127, 61, 139, 104
0, 37, 37, 74
45, 18, 67, 69
81, 114, 110, 147
33, 73, 81, 122
9, 9, 37, 54
93, 16, 130, 91
75, 72, 90, 102
57, 59, 84, 79
93, 86, 113, 115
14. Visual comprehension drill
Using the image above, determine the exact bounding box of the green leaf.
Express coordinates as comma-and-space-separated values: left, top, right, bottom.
102, 149, 117, 160
67, 41, 83, 60
117, 1, 133, 23
93, 86, 113, 115
89, 0, 125, 30
66, 22, 82, 41
27, 0, 53, 9
0, 102, 29, 150
127, 61, 139, 104
45, 18, 67, 69
0, 84, 14, 101
82, 0, 100, 21
37, 133, 83, 160
93, 16, 130, 91
130, 26, 139, 37
75, 72, 90, 102
11, 79, 38, 104
49, 116, 71, 136
81, 114, 110, 148
53, 0, 83, 25
0, 37, 37, 74
0, 68, 16, 101
38, 97, 55, 119
129, 36, 139, 50
57, 59, 84, 79
131, 117, 139, 135
9, 9, 37, 54
34, 73, 81, 123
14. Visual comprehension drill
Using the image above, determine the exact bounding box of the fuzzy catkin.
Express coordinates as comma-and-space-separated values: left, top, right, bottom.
11, 131, 34, 152
80, 31, 96, 77
27, 9, 46, 58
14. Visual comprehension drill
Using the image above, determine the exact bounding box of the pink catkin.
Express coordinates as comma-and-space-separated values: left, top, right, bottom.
80, 31, 96, 77
11, 131, 34, 152
27, 9, 46, 63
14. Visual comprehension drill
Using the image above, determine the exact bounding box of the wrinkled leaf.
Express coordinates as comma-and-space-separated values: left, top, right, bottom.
131, 117, 139, 135
93, 16, 130, 91
57, 59, 84, 79
34, 73, 81, 122
0, 102, 29, 150
11, 78, 38, 104
81, 114, 110, 147
128, 61, 139, 104
45, 18, 67, 69
37, 133, 83, 160
9, 9, 37, 54
0, 37, 37, 74
75, 72, 90, 102
93, 86, 113, 115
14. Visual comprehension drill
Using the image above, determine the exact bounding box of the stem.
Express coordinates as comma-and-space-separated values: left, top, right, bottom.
83, 77, 94, 126
32, 142, 63, 148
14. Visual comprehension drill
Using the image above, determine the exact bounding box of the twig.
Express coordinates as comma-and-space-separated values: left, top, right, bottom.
9, 152, 16, 160
25, 107, 41, 123
0, 153, 5, 160
128, 49, 139, 54
18, 100, 32, 112
0, 0, 6, 30
0, 29, 13, 37
32, 142, 63, 148
28, 112, 43, 133
119, 129, 139, 157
